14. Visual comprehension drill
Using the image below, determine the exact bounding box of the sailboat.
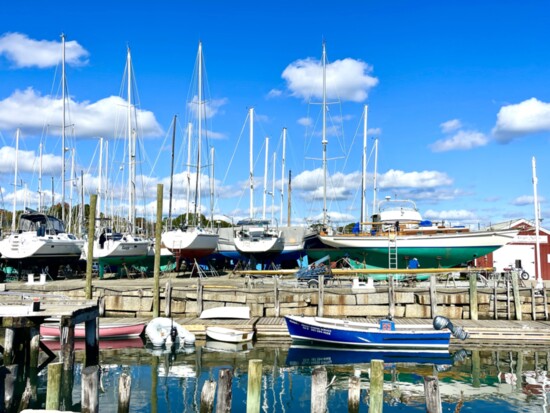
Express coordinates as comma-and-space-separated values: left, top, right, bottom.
302, 43, 517, 269
232, 108, 284, 263
161, 42, 219, 270
83, 47, 149, 274
0, 37, 84, 278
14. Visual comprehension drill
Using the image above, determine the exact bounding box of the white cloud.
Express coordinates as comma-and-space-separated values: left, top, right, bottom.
187, 96, 228, 119
267, 89, 283, 99
367, 127, 381, 136
0, 88, 163, 138
423, 209, 478, 226
512, 195, 545, 206
0, 32, 89, 68
298, 117, 312, 127
379, 169, 452, 188
492, 98, 550, 141
440, 119, 462, 133
0, 145, 62, 174
430, 130, 488, 152
282, 57, 378, 102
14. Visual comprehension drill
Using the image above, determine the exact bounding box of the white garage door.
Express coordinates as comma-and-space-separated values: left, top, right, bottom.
492, 244, 535, 278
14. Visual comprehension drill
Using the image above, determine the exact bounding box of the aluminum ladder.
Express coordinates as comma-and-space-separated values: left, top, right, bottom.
388, 231, 398, 269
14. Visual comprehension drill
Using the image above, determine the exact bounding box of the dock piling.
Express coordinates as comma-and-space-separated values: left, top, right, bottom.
311, 366, 327, 413
117, 372, 132, 413
45, 362, 63, 410
153, 183, 163, 318
469, 274, 478, 320
246, 359, 263, 413
348, 374, 361, 413
424, 376, 442, 413
199, 380, 217, 413
81, 365, 100, 413
215, 368, 233, 413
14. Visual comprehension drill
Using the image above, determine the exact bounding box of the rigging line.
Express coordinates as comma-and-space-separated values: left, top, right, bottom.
149, 117, 176, 179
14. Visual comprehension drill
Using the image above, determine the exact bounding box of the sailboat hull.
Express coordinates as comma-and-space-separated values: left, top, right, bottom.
162, 229, 218, 259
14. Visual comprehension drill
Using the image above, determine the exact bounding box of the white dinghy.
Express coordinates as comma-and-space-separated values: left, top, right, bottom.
206, 326, 255, 343
199, 306, 250, 320
145, 317, 196, 347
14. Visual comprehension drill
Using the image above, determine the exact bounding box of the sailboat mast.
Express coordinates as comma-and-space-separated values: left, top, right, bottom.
195, 41, 203, 224
271, 152, 276, 225
210, 147, 215, 228
61, 33, 66, 223
127, 47, 135, 233
12, 128, 20, 232
186, 122, 192, 225
80, 170, 84, 236
69, 148, 75, 232
532, 157, 543, 288
168, 115, 177, 230
249, 107, 254, 219
262, 137, 269, 220
361, 105, 368, 226
280, 127, 286, 226
97, 137, 103, 228
372, 138, 378, 215
322, 41, 328, 227
38, 142, 43, 211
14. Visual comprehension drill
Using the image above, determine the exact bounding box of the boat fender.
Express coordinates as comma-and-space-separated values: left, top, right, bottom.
433, 316, 469, 340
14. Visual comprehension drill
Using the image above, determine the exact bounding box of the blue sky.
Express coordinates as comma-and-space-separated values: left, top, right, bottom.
0, 1, 549, 229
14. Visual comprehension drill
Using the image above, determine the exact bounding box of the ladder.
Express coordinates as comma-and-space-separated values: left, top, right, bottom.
388, 231, 398, 269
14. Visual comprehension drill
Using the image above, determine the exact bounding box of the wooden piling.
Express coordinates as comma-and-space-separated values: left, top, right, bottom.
85, 318, 99, 367
29, 326, 40, 370
369, 360, 384, 413
246, 359, 263, 413
388, 275, 395, 319
493, 280, 498, 320
45, 362, 63, 410
117, 372, 132, 413
318, 274, 324, 317
200, 380, 217, 413
471, 350, 481, 388
215, 368, 233, 413
3, 327, 15, 365
197, 278, 203, 316
153, 184, 163, 318
469, 273, 478, 320
3, 365, 18, 412
18, 378, 33, 411
511, 272, 522, 320
274, 276, 280, 317
165, 281, 172, 317
430, 274, 438, 318
81, 365, 100, 413
423, 376, 442, 413
531, 287, 537, 320
348, 375, 361, 413
311, 366, 327, 413
86, 194, 97, 297
60, 325, 75, 373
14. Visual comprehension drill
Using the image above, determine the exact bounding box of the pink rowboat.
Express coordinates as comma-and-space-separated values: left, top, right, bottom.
40, 322, 146, 340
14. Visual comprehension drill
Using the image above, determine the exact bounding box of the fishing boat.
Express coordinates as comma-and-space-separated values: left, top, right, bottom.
285, 315, 468, 349
311, 196, 518, 268
145, 317, 196, 347
199, 306, 250, 319
206, 326, 254, 343
40, 321, 145, 340
161, 42, 219, 270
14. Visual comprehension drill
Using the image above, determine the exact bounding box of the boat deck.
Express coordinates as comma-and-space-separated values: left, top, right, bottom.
103, 316, 550, 344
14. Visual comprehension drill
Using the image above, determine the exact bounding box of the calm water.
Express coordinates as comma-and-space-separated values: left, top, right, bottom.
34, 341, 550, 412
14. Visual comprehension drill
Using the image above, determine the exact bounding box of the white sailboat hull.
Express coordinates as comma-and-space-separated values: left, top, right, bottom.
162, 228, 218, 259
0, 233, 83, 261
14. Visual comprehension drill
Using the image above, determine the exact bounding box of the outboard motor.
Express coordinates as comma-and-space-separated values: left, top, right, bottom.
433, 316, 470, 340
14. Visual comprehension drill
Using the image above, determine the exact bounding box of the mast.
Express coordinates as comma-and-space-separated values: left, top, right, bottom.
68, 148, 75, 232
280, 128, 286, 226
168, 115, 177, 230
210, 147, 215, 228
249, 107, 254, 219
287, 170, 292, 227
321, 41, 328, 227
532, 157, 543, 289
186, 122, 192, 225
361, 105, 368, 227
372, 138, 378, 215
97, 137, 103, 229
80, 170, 84, 237
195, 41, 203, 225
127, 46, 135, 234
12, 128, 20, 232
262, 137, 269, 220
38, 142, 43, 211
61, 33, 67, 223
271, 152, 276, 225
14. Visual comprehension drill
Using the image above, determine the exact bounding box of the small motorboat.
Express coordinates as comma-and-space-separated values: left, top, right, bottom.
200, 306, 250, 319
145, 317, 196, 347
40, 321, 145, 340
206, 326, 254, 343
284, 315, 468, 350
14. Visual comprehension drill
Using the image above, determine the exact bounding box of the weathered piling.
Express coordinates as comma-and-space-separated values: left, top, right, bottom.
423, 376, 441, 413
215, 368, 233, 413
3, 328, 15, 364
165, 281, 172, 317
246, 359, 263, 413
45, 362, 63, 410
197, 278, 203, 316
274, 276, 280, 317
469, 274, 478, 320
369, 360, 384, 413
318, 274, 325, 317
471, 350, 481, 388
153, 184, 163, 318
430, 274, 437, 318
199, 380, 217, 413
311, 366, 327, 413
117, 372, 132, 413
511, 272, 522, 320
81, 365, 100, 413
86, 194, 97, 295
348, 374, 361, 413
388, 275, 395, 319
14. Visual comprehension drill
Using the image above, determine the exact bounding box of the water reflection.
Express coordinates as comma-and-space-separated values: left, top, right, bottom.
20, 342, 550, 412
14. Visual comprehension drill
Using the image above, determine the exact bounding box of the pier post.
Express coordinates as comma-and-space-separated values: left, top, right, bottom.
273, 276, 280, 317
348, 374, 361, 413
45, 362, 63, 410
511, 272, 522, 320
3, 365, 18, 412
311, 366, 327, 413
318, 274, 324, 317
531, 287, 537, 320
197, 278, 203, 316
199, 380, 217, 413
86, 194, 97, 296
388, 275, 395, 319
3, 327, 15, 365
369, 360, 384, 413
215, 368, 233, 413
469, 274, 478, 320
85, 318, 99, 367
165, 281, 172, 317
246, 359, 263, 413
153, 184, 163, 318
516, 351, 524, 392
81, 365, 99, 413
430, 274, 437, 318
471, 350, 481, 388
60, 324, 75, 372
493, 280, 498, 320
424, 376, 442, 413
29, 326, 40, 370
117, 372, 132, 413
543, 285, 549, 320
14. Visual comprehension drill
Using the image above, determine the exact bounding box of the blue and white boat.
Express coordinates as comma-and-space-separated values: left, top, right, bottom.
284, 315, 466, 350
